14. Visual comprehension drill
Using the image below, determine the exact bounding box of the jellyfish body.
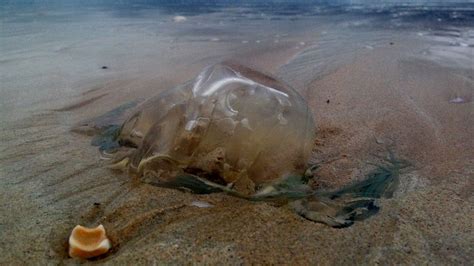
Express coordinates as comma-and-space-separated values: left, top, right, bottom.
91, 62, 402, 227
115, 62, 315, 194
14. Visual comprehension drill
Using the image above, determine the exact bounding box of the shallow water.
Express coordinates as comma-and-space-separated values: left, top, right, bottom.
1, 1, 473, 121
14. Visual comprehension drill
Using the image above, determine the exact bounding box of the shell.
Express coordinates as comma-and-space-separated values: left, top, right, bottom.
68, 224, 111, 259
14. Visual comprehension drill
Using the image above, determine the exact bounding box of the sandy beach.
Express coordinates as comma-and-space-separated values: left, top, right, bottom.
1, 2, 473, 264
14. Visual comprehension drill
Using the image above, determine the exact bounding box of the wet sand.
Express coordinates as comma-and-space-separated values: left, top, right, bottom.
1, 36, 473, 264
1, 6, 473, 264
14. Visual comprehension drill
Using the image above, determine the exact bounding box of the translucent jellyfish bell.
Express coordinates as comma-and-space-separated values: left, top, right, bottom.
89, 62, 402, 227
116, 62, 315, 194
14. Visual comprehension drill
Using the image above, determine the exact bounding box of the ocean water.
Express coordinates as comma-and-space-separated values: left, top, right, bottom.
1, 0, 473, 121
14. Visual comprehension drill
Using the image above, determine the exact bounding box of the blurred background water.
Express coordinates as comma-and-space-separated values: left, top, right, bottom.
1, 0, 473, 120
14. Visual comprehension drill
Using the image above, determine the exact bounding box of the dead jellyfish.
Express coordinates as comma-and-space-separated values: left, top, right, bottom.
109, 62, 315, 195
90, 62, 405, 228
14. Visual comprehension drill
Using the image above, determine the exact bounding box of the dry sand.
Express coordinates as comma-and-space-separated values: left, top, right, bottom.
0, 36, 473, 265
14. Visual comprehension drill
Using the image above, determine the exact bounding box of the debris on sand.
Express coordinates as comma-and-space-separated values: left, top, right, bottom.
449, 96, 468, 104
190, 200, 214, 208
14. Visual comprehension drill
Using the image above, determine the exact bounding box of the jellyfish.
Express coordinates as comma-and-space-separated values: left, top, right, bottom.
90, 62, 405, 227
106, 62, 315, 196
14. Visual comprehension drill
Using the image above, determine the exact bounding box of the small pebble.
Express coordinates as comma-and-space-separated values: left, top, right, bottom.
190, 200, 214, 208
101, 66, 108, 69
449, 97, 467, 104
